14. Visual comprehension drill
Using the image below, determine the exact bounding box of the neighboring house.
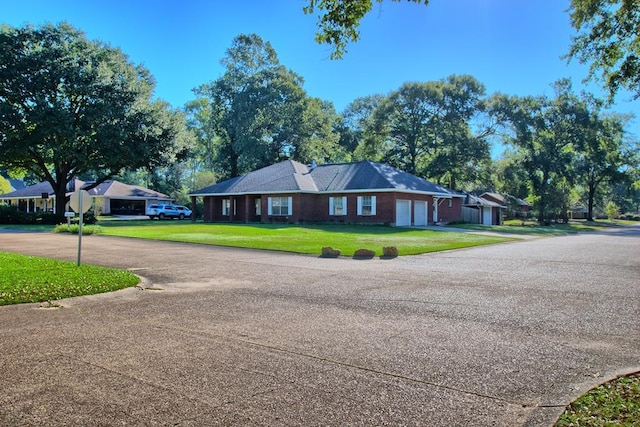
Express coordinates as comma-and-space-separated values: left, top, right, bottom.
189, 160, 464, 226
462, 194, 505, 225
480, 192, 530, 219
0, 179, 171, 215
570, 207, 589, 220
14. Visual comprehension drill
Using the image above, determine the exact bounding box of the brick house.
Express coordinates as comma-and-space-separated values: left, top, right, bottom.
190, 160, 464, 226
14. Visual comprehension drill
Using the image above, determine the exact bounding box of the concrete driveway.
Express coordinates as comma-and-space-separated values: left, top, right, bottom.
0, 226, 638, 426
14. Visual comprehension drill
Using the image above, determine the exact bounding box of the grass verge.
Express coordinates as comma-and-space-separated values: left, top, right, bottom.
450, 220, 605, 235
555, 372, 640, 426
97, 222, 516, 256
0, 252, 140, 305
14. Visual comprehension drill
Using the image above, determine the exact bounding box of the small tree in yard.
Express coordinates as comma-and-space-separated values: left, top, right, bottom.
605, 201, 619, 222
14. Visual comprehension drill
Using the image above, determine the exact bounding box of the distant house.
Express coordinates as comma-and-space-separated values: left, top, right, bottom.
480, 192, 531, 219
0, 179, 171, 215
189, 160, 464, 226
462, 193, 505, 225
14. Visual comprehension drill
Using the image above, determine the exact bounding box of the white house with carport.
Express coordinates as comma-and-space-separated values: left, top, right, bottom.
0, 179, 171, 215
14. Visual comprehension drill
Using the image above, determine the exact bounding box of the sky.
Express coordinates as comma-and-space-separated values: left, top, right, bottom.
3, 0, 639, 141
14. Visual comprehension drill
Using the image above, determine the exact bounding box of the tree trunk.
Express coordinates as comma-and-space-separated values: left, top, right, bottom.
53, 179, 69, 216
587, 183, 596, 222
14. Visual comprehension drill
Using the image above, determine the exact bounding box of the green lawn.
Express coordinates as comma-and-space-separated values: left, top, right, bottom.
449, 220, 605, 235
0, 252, 140, 305
97, 221, 516, 256
555, 372, 640, 427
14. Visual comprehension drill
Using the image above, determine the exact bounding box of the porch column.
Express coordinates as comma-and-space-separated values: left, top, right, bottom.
190, 196, 197, 222
433, 198, 439, 223
244, 195, 250, 223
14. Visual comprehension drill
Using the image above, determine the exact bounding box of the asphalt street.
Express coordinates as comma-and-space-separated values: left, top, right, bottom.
0, 226, 638, 426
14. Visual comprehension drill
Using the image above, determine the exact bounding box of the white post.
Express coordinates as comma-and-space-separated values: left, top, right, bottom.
77, 194, 83, 266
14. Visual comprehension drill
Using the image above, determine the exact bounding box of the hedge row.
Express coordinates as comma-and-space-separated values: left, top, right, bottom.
0, 205, 96, 225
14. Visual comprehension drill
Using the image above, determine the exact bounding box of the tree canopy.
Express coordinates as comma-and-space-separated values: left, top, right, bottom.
303, 0, 428, 59
188, 33, 343, 180
0, 22, 193, 214
567, 0, 640, 101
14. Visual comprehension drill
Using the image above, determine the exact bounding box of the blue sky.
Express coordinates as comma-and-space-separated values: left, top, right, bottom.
3, 0, 638, 139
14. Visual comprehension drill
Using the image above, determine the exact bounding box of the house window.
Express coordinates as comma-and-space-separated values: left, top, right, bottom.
268, 196, 292, 216
255, 198, 262, 216
329, 196, 347, 216
357, 195, 376, 216
448, 199, 453, 208
222, 199, 230, 216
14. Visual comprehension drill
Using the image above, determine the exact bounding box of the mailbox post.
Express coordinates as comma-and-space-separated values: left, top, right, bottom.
69, 190, 92, 266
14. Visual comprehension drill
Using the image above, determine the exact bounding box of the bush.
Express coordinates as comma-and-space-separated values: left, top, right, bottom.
0, 205, 96, 225
53, 223, 102, 235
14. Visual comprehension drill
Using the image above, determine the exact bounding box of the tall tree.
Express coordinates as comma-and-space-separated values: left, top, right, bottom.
567, 0, 640, 101
491, 80, 590, 223
339, 94, 384, 156
0, 23, 193, 215
372, 81, 444, 175
575, 101, 637, 221
426, 75, 490, 189
364, 75, 489, 189
303, 0, 428, 59
190, 33, 340, 179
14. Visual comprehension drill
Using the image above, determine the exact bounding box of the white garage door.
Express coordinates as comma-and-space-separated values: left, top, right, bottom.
396, 200, 412, 227
483, 207, 493, 225
414, 201, 428, 226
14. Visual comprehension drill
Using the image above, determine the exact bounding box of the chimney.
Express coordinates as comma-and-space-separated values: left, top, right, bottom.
310, 159, 317, 171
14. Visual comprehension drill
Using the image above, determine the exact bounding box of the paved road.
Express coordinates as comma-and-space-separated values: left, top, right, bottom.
0, 226, 638, 426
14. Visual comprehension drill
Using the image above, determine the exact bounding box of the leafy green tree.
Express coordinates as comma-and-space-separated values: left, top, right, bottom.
190, 33, 340, 179
567, 0, 640, 101
605, 200, 619, 221
0, 176, 11, 195
339, 94, 384, 156
493, 151, 530, 202
491, 80, 589, 223
372, 81, 444, 175
303, 0, 428, 59
364, 75, 489, 189
427, 75, 491, 189
0, 23, 193, 215
574, 100, 637, 221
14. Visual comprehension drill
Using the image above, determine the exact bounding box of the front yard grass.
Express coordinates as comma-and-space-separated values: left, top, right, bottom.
555, 372, 640, 427
0, 252, 140, 305
97, 221, 516, 256
450, 220, 605, 235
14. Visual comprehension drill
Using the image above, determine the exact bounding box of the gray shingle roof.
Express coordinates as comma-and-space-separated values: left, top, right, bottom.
0, 181, 54, 198
0, 180, 170, 200
190, 160, 461, 197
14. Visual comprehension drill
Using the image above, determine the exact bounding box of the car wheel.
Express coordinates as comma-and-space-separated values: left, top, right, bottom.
179, 213, 185, 220
158, 213, 165, 220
